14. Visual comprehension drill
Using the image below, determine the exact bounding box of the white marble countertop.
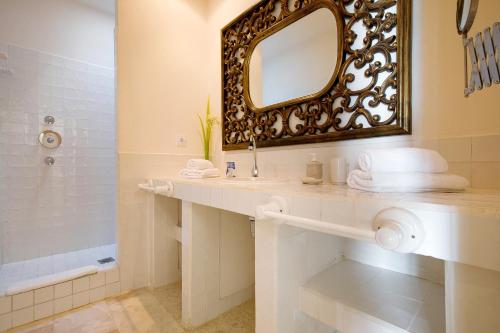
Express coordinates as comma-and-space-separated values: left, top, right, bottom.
140, 177, 500, 272
156, 176, 500, 212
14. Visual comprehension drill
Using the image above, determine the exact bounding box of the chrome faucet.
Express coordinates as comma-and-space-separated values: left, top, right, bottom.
248, 134, 258, 177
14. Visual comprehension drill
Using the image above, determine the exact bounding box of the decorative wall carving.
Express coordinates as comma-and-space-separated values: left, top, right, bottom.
221, 0, 412, 150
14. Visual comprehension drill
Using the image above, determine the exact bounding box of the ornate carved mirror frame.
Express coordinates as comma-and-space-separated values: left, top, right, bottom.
221, 0, 412, 150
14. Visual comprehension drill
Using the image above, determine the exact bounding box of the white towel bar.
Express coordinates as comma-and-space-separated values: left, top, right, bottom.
256, 196, 425, 253
262, 210, 376, 242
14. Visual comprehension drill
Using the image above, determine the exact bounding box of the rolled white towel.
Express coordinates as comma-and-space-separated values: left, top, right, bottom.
347, 169, 469, 193
187, 159, 214, 170
358, 148, 448, 173
154, 181, 174, 197
180, 168, 220, 179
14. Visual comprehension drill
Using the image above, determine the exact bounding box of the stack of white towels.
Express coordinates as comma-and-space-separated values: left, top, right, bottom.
180, 159, 220, 179
347, 148, 469, 193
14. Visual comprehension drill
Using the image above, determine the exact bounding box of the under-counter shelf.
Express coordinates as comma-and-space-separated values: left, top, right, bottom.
299, 260, 445, 333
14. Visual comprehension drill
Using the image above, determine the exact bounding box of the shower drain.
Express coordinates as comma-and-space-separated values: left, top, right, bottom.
97, 257, 115, 264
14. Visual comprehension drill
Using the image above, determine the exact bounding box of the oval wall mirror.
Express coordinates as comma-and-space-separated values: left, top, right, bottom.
457, 0, 479, 35
247, 7, 341, 112
221, 0, 412, 150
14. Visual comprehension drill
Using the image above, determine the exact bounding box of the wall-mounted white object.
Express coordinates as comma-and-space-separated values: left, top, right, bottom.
176, 136, 187, 147
257, 197, 425, 253
153, 181, 174, 197
372, 207, 424, 253
330, 157, 348, 184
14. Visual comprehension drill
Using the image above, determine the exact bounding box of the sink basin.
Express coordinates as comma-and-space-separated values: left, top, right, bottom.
222, 177, 288, 185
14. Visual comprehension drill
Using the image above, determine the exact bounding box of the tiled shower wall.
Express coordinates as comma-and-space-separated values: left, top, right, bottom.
0, 44, 116, 264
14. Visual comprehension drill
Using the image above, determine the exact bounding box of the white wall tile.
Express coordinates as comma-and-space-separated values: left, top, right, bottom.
12, 291, 33, 310
0, 296, 11, 315
291, 195, 321, 220
320, 197, 355, 226
72, 291, 89, 308
0, 313, 12, 331
54, 295, 72, 314
105, 268, 119, 284
89, 272, 106, 288
0, 44, 116, 263
12, 307, 33, 327
105, 282, 120, 298
438, 137, 472, 162
472, 135, 500, 162
471, 162, 500, 189
34, 286, 53, 304
34, 301, 53, 321
73, 276, 90, 293
89, 286, 106, 303
54, 281, 72, 299
448, 162, 472, 182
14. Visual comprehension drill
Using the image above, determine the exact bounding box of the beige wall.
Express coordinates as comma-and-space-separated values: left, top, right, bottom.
204, 0, 500, 189
117, 0, 500, 161
207, 0, 500, 147
116, 0, 500, 290
117, 0, 209, 155
0, 0, 115, 68
414, 0, 500, 139
117, 0, 209, 291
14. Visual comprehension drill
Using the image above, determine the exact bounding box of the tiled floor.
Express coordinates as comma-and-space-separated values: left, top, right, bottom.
0, 245, 117, 295
7, 282, 255, 333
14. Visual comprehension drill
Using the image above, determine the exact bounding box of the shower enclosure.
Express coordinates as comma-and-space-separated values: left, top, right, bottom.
0, 0, 116, 301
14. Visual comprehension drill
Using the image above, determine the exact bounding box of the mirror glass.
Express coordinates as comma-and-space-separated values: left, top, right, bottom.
457, 0, 478, 34
460, 0, 471, 30
248, 8, 339, 109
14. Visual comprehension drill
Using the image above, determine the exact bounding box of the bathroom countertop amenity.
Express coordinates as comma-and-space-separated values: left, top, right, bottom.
347, 148, 469, 193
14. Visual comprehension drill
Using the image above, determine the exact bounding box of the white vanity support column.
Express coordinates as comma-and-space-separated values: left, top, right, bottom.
254, 211, 280, 333
445, 261, 500, 333
182, 202, 254, 328
143, 178, 500, 332
256, 196, 347, 333
152, 195, 181, 287
140, 180, 181, 289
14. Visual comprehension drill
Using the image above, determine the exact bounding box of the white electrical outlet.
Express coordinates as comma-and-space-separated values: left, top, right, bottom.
176, 136, 187, 147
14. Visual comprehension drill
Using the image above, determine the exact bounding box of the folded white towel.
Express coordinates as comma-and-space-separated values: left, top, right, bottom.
187, 159, 214, 170
180, 168, 220, 179
154, 181, 174, 197
347, 169, 469, 193
358, 148, 448, 173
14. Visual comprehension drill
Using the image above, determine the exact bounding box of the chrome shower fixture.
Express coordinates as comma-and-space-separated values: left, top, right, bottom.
44, 115, 55, 125
44, 156, 55, 166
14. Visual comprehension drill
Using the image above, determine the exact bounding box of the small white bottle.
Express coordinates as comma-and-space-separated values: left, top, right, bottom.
306, 153, 323, 181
